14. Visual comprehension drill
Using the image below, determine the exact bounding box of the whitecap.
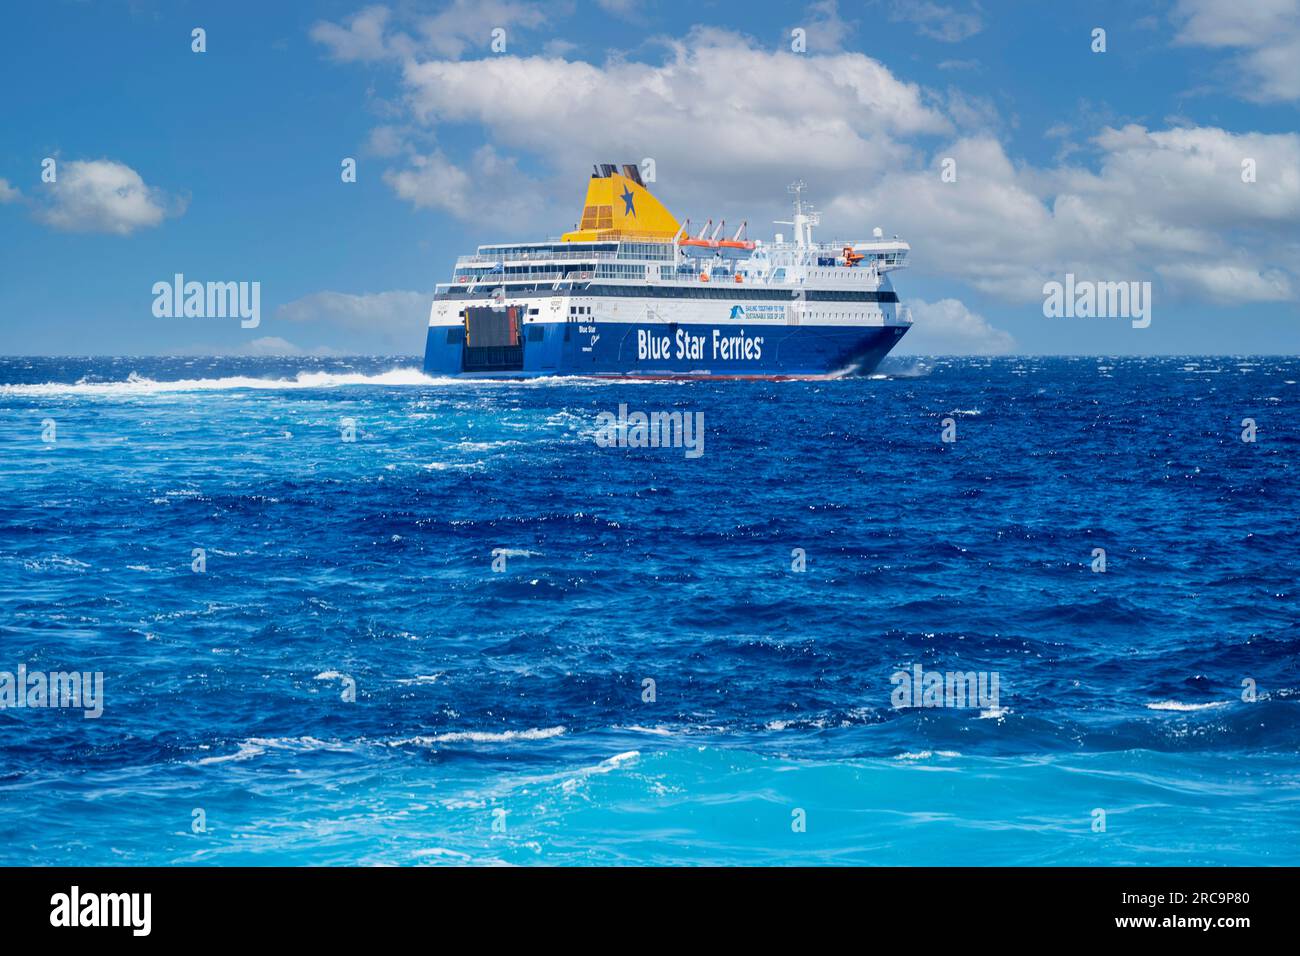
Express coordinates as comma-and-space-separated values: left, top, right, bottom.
195, 735, 354, 765
1146, 700, 1229, 712
391, 726, 566, 746
617, 724, 676, 736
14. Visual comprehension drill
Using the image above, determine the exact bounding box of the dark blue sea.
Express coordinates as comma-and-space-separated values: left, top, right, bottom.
1, 355, 1297, 865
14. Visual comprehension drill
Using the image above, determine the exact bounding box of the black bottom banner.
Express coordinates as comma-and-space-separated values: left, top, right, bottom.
0, 866, 1287, 942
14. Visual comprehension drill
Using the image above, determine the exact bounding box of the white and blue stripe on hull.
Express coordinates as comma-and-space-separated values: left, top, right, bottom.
423, 287, 910, 379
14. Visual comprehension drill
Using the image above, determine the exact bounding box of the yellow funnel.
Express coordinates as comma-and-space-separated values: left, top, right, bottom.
562, 165, 680, 242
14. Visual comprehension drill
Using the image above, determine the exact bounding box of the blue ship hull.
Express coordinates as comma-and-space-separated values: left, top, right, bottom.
424, 321, 908, 378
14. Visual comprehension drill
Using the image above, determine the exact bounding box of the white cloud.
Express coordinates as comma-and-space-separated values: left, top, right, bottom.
384, 150, 473, 214
35, 159, 182, 235
798, 0, 856, 51
595, 0, 647, 24
276, 289, 431, 350
1156, 263, 1292, 302
0, 178, 20, 203
311, 0, 553, 63
1174, 0, 1297, 48
365, 124, 409, 158
898, 298, 1015, 354
834, 126, 1300, 304
414, 0, 552, 58
241, 336, 344, 357
396, 31, 948, 216
1069, 125, 1300, 235
383, 145, 548, 225
886, 0, 983, 43
310, 5, 398, 62
542, 38, 579, 58
596, 0, 637, 16
1173, 0, 1300, 102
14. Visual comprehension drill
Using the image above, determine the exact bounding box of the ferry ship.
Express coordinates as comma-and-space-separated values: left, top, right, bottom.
422, 164, 911, 378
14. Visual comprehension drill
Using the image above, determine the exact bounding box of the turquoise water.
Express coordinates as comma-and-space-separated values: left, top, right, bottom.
1, 355, 1297, 865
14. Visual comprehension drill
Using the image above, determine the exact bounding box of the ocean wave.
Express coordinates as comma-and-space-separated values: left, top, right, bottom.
511, 750, 642, 794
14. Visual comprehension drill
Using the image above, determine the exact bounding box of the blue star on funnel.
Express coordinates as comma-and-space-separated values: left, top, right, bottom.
621, 186, 636, 216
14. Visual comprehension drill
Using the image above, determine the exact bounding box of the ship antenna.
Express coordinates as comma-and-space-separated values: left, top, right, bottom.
787, 180, 805, 217
787, 179, 810, 249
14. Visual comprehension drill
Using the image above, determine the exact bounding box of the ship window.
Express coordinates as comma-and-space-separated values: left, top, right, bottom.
527, 325, 545, 342
445, 327, 464, 344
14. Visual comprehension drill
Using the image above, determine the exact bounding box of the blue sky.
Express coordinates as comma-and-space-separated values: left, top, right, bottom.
1, 0, 1297, 356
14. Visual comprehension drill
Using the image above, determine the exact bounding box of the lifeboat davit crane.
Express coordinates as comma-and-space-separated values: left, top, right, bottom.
677, 218, 756, 260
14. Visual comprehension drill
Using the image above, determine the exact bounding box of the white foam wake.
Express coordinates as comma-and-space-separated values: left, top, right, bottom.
0, 368, 448, 397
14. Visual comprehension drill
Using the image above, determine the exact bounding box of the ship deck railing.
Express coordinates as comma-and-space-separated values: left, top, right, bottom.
457, 250, 620, 265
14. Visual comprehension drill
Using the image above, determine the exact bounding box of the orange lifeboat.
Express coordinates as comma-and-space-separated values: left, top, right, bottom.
679, 237, 718, 258
717, 220, 755, 260
717, 239, 756, 259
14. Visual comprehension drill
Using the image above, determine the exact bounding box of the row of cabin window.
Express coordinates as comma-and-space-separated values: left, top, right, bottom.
441, 284, 897, 301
